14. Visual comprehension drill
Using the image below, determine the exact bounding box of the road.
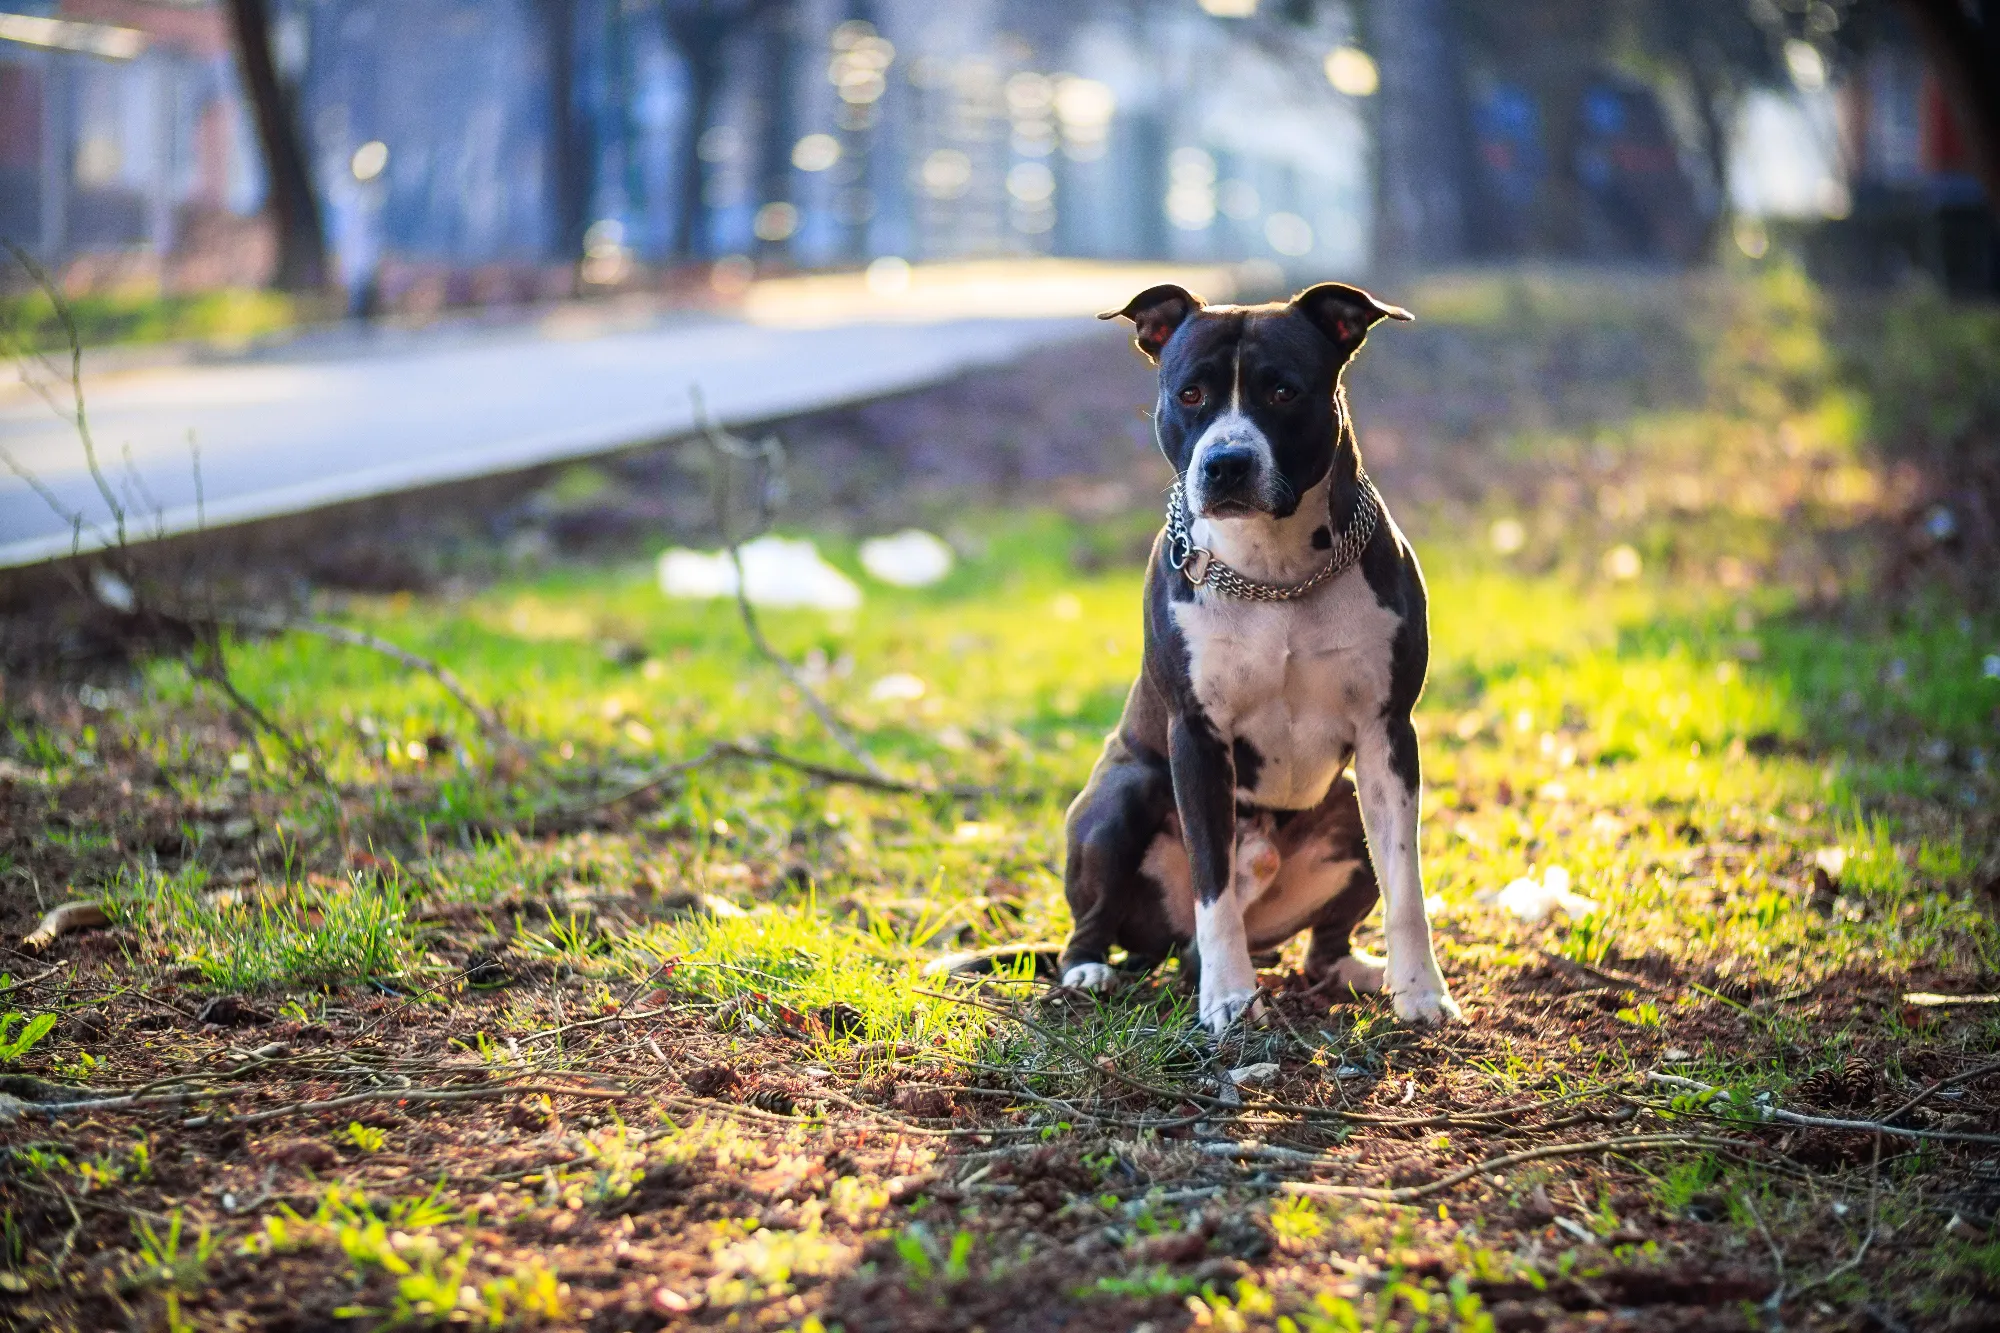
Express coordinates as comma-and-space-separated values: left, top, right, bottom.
0, 259, 1243, 568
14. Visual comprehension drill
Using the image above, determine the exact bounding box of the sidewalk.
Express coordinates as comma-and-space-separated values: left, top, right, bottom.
0, 259, 1246, 569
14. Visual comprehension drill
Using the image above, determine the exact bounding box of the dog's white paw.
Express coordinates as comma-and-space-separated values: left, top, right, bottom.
1200, 988, 1261, 1037
1062, 962, 1116, 991
1391, 986, 1463, 1027
1321, 952, 1385, 994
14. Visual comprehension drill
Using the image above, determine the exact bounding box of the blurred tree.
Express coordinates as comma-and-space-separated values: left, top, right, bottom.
752, 2, 800, 264
225, 0, 326, 292
539, 0, 593, 268
658, 0, 792, 260
1369, 0, 1479, 267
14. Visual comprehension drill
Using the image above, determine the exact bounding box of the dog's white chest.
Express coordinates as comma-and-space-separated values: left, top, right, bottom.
1171, 569, 1401, 808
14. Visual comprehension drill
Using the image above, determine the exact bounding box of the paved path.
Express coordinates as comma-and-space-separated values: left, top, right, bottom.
0, 308, 1104, 568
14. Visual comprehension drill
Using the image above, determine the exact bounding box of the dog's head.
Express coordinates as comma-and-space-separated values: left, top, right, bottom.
1102, 283, 1411, 519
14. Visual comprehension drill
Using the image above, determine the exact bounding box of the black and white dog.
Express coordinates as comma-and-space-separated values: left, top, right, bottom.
1058, 281, 1460, 1034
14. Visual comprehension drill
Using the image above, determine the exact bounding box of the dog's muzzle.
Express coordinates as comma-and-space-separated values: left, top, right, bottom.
1189, 443, 1278, 516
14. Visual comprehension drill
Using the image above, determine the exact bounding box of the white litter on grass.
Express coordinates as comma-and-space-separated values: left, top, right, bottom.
1227, 1062, 1280, 1087
1482, 865, 1601, 923
859, 529, 954, 587
91, 568, 136, 613
1553, 1216, 1598, 1245
657, 536, 861, 611
1813, 846, 1849, 877
869, 672, 927, 702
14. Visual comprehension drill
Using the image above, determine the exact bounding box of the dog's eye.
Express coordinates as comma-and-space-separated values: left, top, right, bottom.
1269, 384, 1297, 404
1177, 384, 1205, 407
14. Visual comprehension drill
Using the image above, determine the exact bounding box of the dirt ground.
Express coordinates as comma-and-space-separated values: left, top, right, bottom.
2, 798, 1995, 1332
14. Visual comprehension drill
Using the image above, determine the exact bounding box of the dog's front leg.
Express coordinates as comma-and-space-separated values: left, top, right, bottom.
1354, 710, 1459, 1025
1169, 715, 1257, 1036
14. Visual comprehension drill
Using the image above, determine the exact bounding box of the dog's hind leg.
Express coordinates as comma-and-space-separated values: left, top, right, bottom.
1239, 778, 1382, 993
1060, 740, 1174, 991
1303, 863, 1384, 994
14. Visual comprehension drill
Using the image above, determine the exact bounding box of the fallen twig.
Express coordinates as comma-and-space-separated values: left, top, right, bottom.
1788, 1132, 1881, 1303
1880, 1057, 2000, 1128
215, 611, 524, 747
1740, 1190, 1787, 1312
182, 1080, 627, 1128
689, 388, 882, 778
0, 961, 66, 994
574, 739, 1015, 817
11, 1174, 174, 1226
1280, 1133, 1756, 1204
517, 1008, 671, 1046
1198, 1139, 1355, 1167
1538, 949, 1664, 994
1646, 1071, 2000, 1145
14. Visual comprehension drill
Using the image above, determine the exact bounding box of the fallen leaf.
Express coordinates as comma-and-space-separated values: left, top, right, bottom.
1227, 1062, 1280, 1087
23, 901, 108, 951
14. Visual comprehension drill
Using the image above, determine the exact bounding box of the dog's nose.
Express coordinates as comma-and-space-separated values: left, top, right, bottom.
1201, 447, 1257, 493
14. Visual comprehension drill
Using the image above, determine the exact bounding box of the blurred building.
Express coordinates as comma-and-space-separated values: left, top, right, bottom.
2, 0, 1380, 306
1829, 19, 1995, 293
0, 0, 271, 291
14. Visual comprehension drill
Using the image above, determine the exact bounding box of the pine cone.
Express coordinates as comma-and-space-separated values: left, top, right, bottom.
1796, 1054, 1877, 1109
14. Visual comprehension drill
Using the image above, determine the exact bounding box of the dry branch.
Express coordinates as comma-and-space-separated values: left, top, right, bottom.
688, 388, 881, 778
182, 1080, 628, 1128
1538, 948, 1665, 993
216, 611, 520, 744
0, 962, 65, 995
1647, 1071, 2000, 1145
582, 739, 1012, 815
1281, 1133, 1757, 1204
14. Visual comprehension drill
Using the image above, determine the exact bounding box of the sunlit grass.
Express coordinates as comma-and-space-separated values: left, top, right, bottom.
39, 496, 1982, 1051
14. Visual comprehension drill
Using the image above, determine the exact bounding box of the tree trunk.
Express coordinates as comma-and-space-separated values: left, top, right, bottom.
225, 0, 326, 293
539, 0, 592, 265
1368, 0, 1474, 271
672, 52, 721, 260
1526, 59, 1591, 257
1686, 58, 1736, 258
754, 5, 799, 263
1896, 0, 2000, 219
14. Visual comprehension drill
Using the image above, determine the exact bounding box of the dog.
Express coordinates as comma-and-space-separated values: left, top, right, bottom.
1057, 281, 1460, 1034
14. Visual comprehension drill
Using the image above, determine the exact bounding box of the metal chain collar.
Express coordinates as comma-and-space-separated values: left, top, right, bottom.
1164, 473, 1381, 601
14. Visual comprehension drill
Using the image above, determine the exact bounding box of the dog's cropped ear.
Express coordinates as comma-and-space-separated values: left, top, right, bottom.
1291, 283, 1413, 358
1099, 284, 1203, 363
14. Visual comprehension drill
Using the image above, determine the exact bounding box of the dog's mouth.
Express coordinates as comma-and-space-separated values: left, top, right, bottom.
1198, 498, 1270, 520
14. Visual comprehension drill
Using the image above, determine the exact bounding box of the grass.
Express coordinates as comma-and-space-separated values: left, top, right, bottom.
2, 264, 1998, 1329
102, 509, 2000, 1003
5, 505, 1991, 1325
0, 286, 299, 354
